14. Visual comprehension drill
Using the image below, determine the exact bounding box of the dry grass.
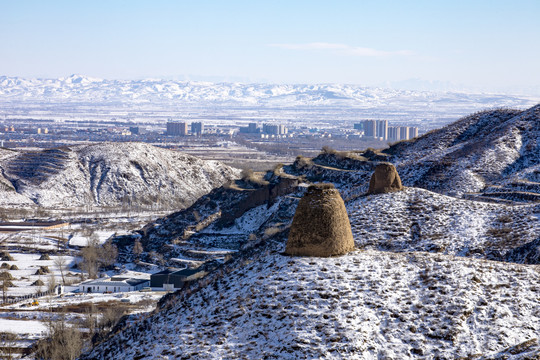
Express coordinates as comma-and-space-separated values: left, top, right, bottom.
321, 146, 368, 161
294, 155, 314, 170
241, 169, 269, 186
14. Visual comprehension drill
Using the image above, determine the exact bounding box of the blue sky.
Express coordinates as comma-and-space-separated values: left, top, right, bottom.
1, 0, 539, 93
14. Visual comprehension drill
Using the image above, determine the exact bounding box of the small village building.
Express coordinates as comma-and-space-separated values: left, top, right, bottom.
150, 268, 207, 291
79, 276, 149, 293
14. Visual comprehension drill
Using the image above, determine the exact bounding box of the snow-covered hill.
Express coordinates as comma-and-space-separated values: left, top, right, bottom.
81, 184, 540, 358
389, 104, 540, 201
349, 188, 540, 262
0, 142, 240, 208
79, 105, 540, 359
0, 75, 536, 109
82, 246, 539, 359
297, 104, 540, 203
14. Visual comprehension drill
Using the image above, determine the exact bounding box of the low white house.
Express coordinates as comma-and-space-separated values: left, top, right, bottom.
79, 276, 149, 293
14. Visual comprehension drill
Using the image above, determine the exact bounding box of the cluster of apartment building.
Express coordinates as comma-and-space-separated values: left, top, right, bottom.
2, 125, 49, 135
354, 120, 419, 141
239, 122, 288, 136
166, 121, 205, 136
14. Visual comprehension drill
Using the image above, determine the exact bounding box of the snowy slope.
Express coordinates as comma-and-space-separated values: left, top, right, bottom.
0, 142, 240, 208
389, 105, 540, 200
83, 184, 540, 358
348, 188, 539, 262
81, 247, 539, 359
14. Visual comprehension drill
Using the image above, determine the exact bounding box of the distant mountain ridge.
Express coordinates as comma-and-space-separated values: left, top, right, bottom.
0, 142, 240, 208
0, 75, 536, 109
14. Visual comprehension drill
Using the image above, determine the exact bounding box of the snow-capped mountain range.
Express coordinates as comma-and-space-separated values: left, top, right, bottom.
0, 74, 537, 109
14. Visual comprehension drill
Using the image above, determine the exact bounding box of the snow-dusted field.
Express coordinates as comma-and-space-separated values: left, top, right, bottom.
0, 207, 172, 358
2, 290, 164, 313
0, 319, 47, 336
1, 252, 77, 297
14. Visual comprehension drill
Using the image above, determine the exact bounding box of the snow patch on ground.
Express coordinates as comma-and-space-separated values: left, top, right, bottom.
0, 319, 47, 336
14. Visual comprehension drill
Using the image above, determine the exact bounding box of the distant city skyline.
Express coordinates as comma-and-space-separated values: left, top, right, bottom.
2, 1, 540, 95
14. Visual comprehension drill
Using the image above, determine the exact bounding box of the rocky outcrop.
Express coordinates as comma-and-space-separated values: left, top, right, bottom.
285, 183, 354, 257
367, 163, 403, 195
0, 172, 15, 192
216, 177, 299, 228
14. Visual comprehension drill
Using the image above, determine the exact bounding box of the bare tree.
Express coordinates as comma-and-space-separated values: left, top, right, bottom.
99, 242, 118, 269
1, 278, 7, 304
97, 305, 127, 335
83, 304, 97, 338
54, 255, 67, 286
80, 238, 99, 279
47, 273, 57, 294
57, 229, 68, 251
0, 271, 12, 303
148, 251, 166, 267
81, 238, 118, 279
133, 239, 143, 262
36, 275, 43, 295
35, 315, 84, 360
0, 332, 18, 360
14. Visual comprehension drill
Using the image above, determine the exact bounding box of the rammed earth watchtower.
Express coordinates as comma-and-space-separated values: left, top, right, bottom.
285, 183, 355, 257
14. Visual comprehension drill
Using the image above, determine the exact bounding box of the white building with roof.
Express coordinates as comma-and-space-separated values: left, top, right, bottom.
79, 276, 149, 293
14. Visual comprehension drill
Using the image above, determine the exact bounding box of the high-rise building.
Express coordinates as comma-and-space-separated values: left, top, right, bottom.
191, 122, 204, 136
388, 127, 399, 141
358, 120, 418, 141
363, 120, 377, 138
263, 124, 279, 135
408, 127, 419, 139
360, 120, 389, 139
399, 126, 410, 140
262, 124, 287, 135
167, 122, 188, 136
377, 120, 388, 140
239, 123, 260, 134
